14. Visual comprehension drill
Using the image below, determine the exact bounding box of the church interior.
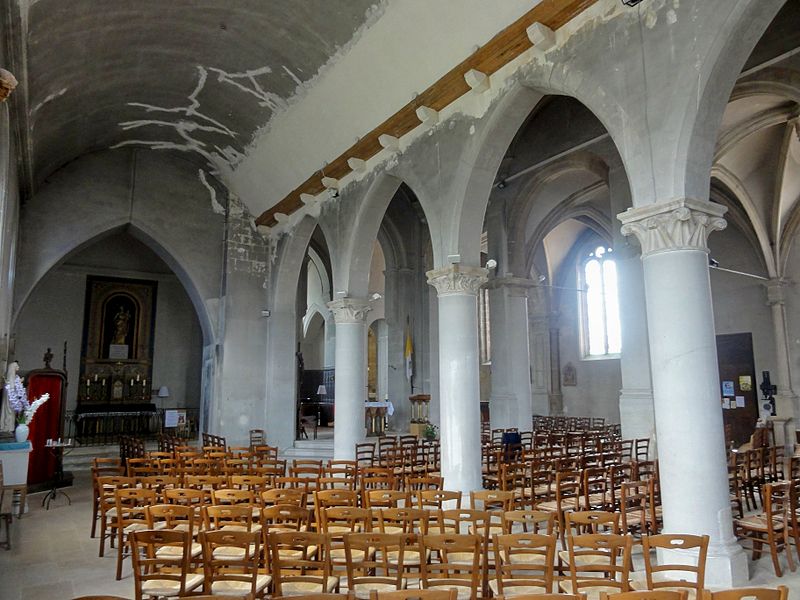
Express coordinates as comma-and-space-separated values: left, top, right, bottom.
2, 0, 800, 598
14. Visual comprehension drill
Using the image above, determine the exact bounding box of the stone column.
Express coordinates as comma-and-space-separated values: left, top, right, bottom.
619, 199, 747, 587
615, 244, 656, 442
765, 278, 798, 449
328, 298, 371, 460
528, 286, 551, 416
487, 277, 535, 430
548, 313, 563, 415
610, 163, 656, 442
427, 265, 488, 492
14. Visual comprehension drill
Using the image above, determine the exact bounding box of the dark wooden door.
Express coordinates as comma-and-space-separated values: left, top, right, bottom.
716, 333, 758, 446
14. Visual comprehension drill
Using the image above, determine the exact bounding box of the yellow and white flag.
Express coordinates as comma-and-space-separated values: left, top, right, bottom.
404, 322, 413, 383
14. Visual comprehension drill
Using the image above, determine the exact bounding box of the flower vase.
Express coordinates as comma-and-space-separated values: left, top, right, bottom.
14, 423, 29, 443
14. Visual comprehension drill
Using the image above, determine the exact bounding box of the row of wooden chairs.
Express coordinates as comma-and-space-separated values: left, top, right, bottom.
124, 516, 708, 600
68, 588, 791, 600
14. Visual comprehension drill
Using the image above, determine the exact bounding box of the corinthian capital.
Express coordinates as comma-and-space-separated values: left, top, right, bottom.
617, 199, 727, 257
426, 265, 488, 297
327, 298, 371, 324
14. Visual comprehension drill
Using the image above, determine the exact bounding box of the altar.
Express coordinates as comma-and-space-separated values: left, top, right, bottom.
365, 400, 394, 437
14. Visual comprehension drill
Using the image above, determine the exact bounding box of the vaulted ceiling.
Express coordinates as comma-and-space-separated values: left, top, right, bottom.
15, 0, 377, 190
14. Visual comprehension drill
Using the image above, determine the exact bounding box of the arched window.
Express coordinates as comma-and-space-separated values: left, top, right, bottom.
581, 245, 621, 357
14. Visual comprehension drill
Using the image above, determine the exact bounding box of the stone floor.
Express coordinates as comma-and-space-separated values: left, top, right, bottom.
1, 472, 800, 600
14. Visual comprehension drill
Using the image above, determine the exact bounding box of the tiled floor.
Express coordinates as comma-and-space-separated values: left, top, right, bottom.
2, 472, 800, 600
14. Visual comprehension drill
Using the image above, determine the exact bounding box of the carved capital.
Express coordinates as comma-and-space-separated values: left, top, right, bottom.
765, 278, 791, 306
327, 298, 372, 324
426, 265, 488, 297
617, 199, 727, 257
485, 276, 536, 297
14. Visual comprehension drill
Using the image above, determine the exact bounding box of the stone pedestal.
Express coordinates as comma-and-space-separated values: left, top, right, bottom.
427, 265, 487, 493
620, 199, 747, 587
328, 298, 371, 460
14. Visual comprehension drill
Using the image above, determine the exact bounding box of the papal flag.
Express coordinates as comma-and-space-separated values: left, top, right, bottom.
404, 321, 413, 383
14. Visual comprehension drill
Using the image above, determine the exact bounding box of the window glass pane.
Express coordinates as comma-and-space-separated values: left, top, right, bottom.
603, 260, 622, 354
585, 259, 605, 356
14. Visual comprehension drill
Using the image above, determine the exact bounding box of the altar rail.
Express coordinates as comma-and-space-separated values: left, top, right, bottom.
63, 408, 199, 446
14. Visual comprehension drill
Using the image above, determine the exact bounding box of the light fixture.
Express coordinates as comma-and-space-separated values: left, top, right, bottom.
158, 386, 170, 398
708, 256, 768, 281
317, 385, 327, 400
369, 292, 382, 301
486, 259, 497, 270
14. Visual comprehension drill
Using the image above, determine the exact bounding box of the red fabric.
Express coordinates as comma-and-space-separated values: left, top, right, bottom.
26, 374, 64, 485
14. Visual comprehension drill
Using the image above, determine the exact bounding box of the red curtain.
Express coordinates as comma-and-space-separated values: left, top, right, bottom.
26, 373, 64, 485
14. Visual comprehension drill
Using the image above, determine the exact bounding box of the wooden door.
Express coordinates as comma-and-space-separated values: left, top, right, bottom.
716, 333, 758, 447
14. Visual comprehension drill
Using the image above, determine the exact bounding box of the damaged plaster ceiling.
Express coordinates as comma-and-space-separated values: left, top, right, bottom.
25, 0, 380, 186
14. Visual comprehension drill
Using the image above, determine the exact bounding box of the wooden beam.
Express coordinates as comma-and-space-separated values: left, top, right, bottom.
257, 0, 598, 227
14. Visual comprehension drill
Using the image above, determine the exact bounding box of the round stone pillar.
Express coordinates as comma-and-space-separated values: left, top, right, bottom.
487, 277, 535, 431
427, 265, 488, 493
765, 278, 798, 450
328, 298, 371, 460
619, 199, 747, 588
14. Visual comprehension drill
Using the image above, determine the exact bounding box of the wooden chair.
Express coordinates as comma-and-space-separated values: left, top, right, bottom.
378, 508, 429, 567
145, 504, 201, 560
559, 533, 632, 600
491, 532, 556, 597
96, 475, 133, 557
619, 480, 650, 536
345, 532, 407, 598
632, 534, 708, 600
130, 529, 204, 600
90, 460, 125, 538
269, 531, 339, 595
275, 595, 354, 600
200, 529, 270, 598
114, 487, 157, 580
536, 470, 581, 543
735, 481, 796, 576
565, 511, 619, 535
701, 588, 788, 600
420, 534, 482, 600
314, 489, 359, 524
365, 489, 410, 511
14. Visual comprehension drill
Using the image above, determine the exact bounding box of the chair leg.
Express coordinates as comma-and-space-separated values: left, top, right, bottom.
98, 517, 107, 557
90, 496, 98, 538
115, 532, 125, 580
769, 539, 783, 577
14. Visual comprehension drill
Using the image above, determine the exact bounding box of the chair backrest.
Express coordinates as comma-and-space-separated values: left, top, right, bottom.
566, 510, 620, 535
565, 533, 632, 594
200, 529, 262, 597
642, 534, 708, 593
146, 503, 195, 537
261, 503, 311, 533
130, 529, 194, 598
212, 488, 255, 506
378, 507, 430, 534
703, 587, 789, 600
164, 487, 207, 507
420, 534, 482, 600
269, 531, 332, 596
470, 489, 515, 512
503, 510, 555, 535
493, 532, 556, 594
417, 489, 461, 511
262, 487, 306, 507
320, 506, 372, 535
115, 488, 157, 527
365, 489, 410, 509
204, 504, 255, 531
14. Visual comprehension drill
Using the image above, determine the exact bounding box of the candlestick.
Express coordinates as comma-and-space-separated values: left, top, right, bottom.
94, 374, 98, 382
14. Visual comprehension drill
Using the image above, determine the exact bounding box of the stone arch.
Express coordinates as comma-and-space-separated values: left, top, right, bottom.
340, 173, 432, 297
447, 83, 546, 268
681, 0, 788, 203
15, 222, 215, 346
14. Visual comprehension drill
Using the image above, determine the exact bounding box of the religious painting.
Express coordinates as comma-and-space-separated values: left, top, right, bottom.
80, 276, 157, 404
